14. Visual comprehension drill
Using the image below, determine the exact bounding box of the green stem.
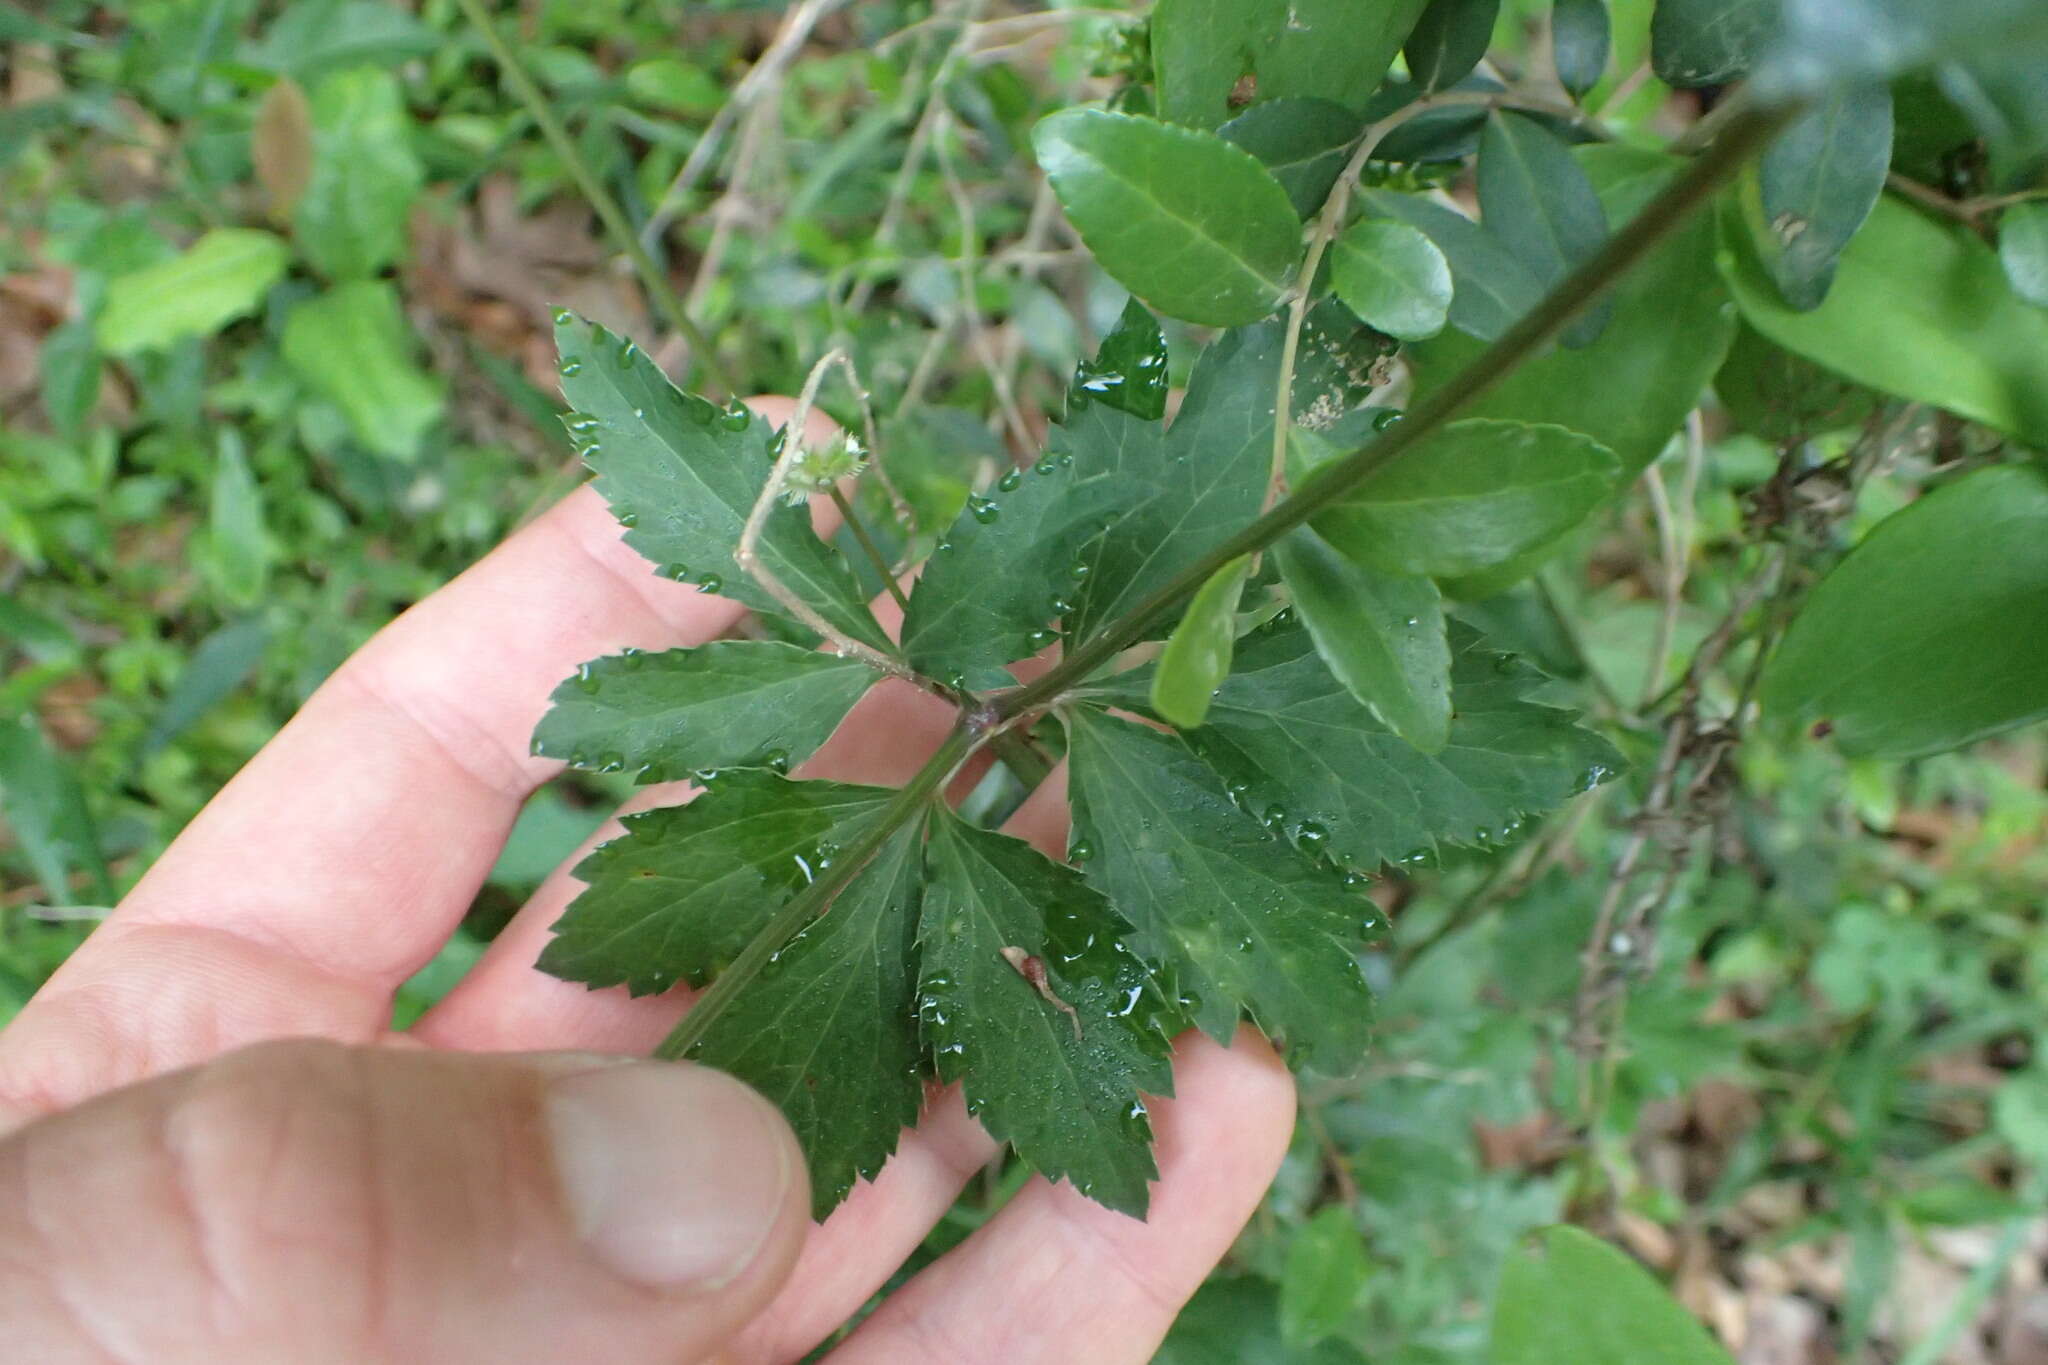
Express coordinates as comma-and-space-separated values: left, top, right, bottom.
829, 485, 912, 614
450, 0, 738, 397
996, 101, 1799, 723
654, 725, 974, 1060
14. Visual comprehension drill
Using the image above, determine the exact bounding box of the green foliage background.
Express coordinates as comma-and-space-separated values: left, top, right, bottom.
3, 0, 2047, 1360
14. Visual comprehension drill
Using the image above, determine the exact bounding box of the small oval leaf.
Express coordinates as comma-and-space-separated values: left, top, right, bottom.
1330, 218, 1454, 340
1277, 528, 1452, 753
1552, 0, 1611, 95
1762, 463, 2048, 759
1404, 0, 1501, 93
1218, 97, 1362, 219
1310, 419, 1623, 580
1477, 111, 1612, 344
1152, 555, 1254, 730
1758, 82, 1893, 310
1033, 109, 1303, 326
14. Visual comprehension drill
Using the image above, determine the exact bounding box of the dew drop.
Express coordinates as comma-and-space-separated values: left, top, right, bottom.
1068, 838, 1095, 862
1372, 408, 1405, 432
552, 307, 574, 325
1057, 452, 1074, 468
564, 412, 600, 434
559, 357, 583, 377
968, 496, 1000, 524
1048, 594, 1075, 615
764, 748, 791, 775
620, 647, 646, 668
617, 510, 639, 528
1295, 820, 1329, 849
719, 400, 751, 431
696, 573, 724, 594
1261, 804, 1288, 831
935, 539, 954, 553
997, 468, 1023, 493
1025, 627, 1058, 649
1403, 615, 1419, 628
1034, 457, 1058, 476
1069, 560, 1092, 581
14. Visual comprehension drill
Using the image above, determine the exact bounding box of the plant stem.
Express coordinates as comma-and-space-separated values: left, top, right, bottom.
449, 0, 738, 397
831, 485, 912, 614
995, 100, 1799, 723
656, 725, 975, 1060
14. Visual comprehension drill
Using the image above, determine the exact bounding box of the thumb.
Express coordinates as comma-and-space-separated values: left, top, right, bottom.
0, 1039, 809, 1364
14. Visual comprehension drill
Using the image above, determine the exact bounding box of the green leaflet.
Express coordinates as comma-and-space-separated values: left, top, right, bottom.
1476, 111, 1612, 345
1552, 0, 1611, 96
1151, 554, 1254, 731
1329, 218, 1454, 341
1101, 619, 1623, 872
1404, 0, 1500, 93
554, 313, 892, 654
1651, 0, 1774, 88
1066, 708, 1376, 1073
1757, 83, 1894, 310
1276, 528, 1451, 754
1219, 98, 1363, 220
204, 434, 270, 608
1032, 109, 1301, 326
689, 822, 925, 1219
1493, 1227, 1734, 1365
1309, 419, 1622, 581
0, 711, 113, 905
296, 67, 422, 280
1358, 189, 1544, 342
2001, 202, 2048, 308
280, 280, 445, 462
1150, 0, 1425, 128
919, 809, 1176, 1216
1067, 323, 1285, 645
540, 774, 897, 995
1719, 194, 2048, 447
1281, 1206, 1374, 1347
1408, 144, 1736, 489
1761, 463, 2048, 759
533, 640, 877, 782
900, 305, 1164, 681
95, 228, 288, 355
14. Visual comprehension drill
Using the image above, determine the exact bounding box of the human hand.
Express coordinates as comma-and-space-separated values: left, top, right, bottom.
0, 398, 1296, 1363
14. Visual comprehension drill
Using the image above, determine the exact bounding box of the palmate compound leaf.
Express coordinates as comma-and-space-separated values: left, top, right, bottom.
1098, 618, 1623, 873
688, 822, 925, 1219
553, 312, 892, 656
1065, 708, 1377, 1074
532, 640, 878, 782
539, 773, 897, 995
919, 808, 1179, 1216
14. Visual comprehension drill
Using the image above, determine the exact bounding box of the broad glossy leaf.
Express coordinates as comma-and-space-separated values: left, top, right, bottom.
1310, 419, 1622, 580
1150, 0, 1425, 127
1766, 0, 2048, 90
1281, 1206, 1373, 1347
1219, 98, 1362, 219
1761, 463, 2048, 759
1066, 323, 1285, 644
1277, 529, 1451, 752
1408, 145, 1736, 490
1999, 202, 2048, 308
1477, 112, 1611, 345
1719, 194, 2048, 446
901, 305, 1161, 680
1033, 109, 1301, 326
554, 313, 892, 653
1758, 83, 1893, 310
1404, 0, 1500, 93
1552, 0, 1611, 96
1330, 218, 1453, 341
918, 810, 1174, 1215
281, 280, 445, 462
296, 67, 423, 280
533, 641, 877, 782
1066, 707, 1376, 1072
1494, 1226, 1734, 1365
689, 823, 924, 1218
541, 774, 897, 995
1152, 554, 1254, 730
95, 228, 287, 355
0, 712, 113, 904
1651, 0, 1774, 88
1102, 619, 1623, 870
1359, 190, 1544, 342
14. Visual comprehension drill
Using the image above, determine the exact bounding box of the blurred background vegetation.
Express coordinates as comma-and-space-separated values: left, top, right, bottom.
2, 1, 2045, 1360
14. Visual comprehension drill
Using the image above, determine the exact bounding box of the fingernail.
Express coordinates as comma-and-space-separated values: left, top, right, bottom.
545, 1061, 794, 1289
